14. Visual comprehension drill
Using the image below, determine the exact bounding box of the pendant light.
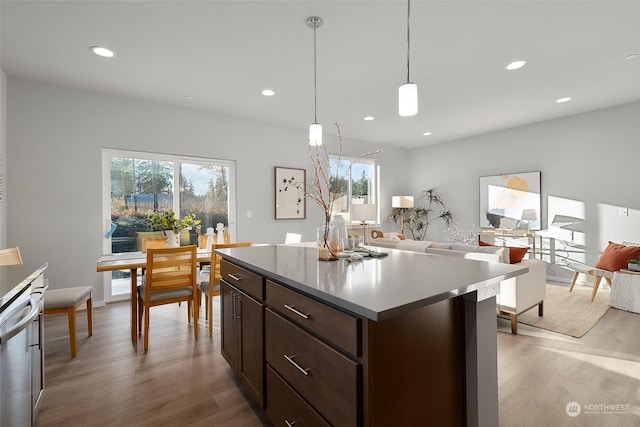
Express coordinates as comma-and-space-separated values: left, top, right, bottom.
307, 16, 323, 146
399, 0, 418, 117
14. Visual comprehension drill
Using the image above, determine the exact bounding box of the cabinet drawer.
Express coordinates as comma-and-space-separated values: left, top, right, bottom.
220, 259, 264, 300
266, 309, 360, 427
267, 365, 330, 427
266, 280, 360, 356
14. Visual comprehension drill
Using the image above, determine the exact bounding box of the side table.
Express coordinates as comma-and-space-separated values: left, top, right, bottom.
611, 270, 640, 314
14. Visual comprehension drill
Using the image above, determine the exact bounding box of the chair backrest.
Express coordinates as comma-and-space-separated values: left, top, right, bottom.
285, 232, 302, 244
141, 237, 168, 252
136, 231, 165, 251
0, 247, 23, 266
209, 242, 252, 285
146, 246, 197, 294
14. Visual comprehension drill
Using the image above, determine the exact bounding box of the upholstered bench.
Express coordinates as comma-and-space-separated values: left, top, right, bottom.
44, 286, 93, 357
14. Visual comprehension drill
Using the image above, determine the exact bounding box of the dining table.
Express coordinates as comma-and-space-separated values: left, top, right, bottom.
96, 248, 213, 343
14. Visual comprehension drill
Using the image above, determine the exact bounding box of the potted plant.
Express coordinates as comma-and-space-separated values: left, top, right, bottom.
148, 210, 201, 247
628, 259, 639, 272
388, 188, 453, 241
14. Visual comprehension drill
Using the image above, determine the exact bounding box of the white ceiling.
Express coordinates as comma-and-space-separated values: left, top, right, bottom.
1, 0, 639, 149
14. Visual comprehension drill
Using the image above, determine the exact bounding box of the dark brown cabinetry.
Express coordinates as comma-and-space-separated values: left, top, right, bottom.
219, 260, 264, 408
220, 256, 467, 426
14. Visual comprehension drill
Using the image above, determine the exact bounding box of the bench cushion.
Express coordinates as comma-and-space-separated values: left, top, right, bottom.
45, 286, 93, 310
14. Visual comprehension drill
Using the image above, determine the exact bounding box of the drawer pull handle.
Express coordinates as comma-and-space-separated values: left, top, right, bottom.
285, 420, 298, 427
284, 354, 310, 376
283, 304, 310, 319
227, 273, 242, 281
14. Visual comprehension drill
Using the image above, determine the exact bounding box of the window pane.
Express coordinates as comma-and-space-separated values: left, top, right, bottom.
329, 156, 377, 222
180, 163, 230, 234
110, 157, 174, 254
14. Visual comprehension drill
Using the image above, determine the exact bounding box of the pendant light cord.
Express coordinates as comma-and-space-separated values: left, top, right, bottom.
406, 0, 411, 83
313, 19, 318, 123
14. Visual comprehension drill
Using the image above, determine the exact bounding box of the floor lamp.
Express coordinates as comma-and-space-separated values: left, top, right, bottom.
352, 204, 377, 245
392, 196, 414, 235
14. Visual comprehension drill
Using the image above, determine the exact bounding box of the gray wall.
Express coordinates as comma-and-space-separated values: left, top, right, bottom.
0, 70, 5, 248
6, 77, 407, 301
6, 76, 640, 299
407, 101, 640, 280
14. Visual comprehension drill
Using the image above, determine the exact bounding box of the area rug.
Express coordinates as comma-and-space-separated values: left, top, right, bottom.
514, 283, 610, 338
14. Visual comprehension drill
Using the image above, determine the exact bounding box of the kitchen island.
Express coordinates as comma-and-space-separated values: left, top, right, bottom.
217, 245, 527, 426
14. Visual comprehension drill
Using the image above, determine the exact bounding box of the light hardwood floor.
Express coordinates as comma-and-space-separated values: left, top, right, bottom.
37, 286, 640, 427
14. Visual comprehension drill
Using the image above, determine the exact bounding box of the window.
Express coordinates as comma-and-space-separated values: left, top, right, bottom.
329, 155, 378, 223
102, 149, 235, 301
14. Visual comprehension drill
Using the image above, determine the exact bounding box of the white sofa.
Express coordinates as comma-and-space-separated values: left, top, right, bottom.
369, 234, 546, 334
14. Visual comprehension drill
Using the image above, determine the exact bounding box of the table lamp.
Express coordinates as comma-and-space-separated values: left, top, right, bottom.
392, 196, 414, 235
521, 209, 538, 233
352, 204, 377, 244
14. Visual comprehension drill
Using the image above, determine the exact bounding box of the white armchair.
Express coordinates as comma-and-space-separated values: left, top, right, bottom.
496, 259, 546, 334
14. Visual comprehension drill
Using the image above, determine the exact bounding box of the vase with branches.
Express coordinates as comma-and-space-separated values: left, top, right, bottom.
301, 123, 380, 260
388, 188, 453, 241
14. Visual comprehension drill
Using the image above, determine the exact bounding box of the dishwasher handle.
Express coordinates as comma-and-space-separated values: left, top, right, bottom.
0, 296, 41, 344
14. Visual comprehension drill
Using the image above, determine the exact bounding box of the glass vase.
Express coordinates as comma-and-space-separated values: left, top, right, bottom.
317, 223, 339, 261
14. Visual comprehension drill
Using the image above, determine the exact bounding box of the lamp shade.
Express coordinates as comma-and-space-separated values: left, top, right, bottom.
392, 195, 414, 208
309, 123, 322, 146
521, 209, 538, 221
398, 82, 418, 117
352, 204, 377, 222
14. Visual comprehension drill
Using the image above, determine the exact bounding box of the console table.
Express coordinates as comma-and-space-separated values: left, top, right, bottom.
217, 245, 527, 426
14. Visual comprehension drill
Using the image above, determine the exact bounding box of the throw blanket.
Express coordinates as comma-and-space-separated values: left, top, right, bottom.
396, 240, 432, 252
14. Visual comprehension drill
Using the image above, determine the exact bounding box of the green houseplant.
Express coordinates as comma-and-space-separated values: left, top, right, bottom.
388, 188, 453, 241
628, 259, 639, 272
148, 210, 201, 247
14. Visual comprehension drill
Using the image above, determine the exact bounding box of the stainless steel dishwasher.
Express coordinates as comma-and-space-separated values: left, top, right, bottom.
0, 263, 47, 427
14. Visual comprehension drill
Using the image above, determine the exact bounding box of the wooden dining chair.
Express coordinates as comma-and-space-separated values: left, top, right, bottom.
137, 245, 198, 351
141, 237, 168, 252
198, 241, 252, 336
0, 246, 23, 266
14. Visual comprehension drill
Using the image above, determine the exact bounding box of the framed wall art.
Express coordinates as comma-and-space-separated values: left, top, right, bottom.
479, 171, 541, 230
275, 166, 306, 220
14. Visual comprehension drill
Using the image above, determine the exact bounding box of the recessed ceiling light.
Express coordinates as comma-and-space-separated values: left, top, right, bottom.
556, 97, 572, 103
261, 89, 275, 96
185, 96, 193, 100
625, 53, 638, 60
364, 116, 375, 121
422, 132, 432, 136
90, 46, 114, 58
506, 60, 526, 70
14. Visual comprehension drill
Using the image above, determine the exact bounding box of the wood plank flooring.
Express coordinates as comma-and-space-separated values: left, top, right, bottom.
37, 285, 640, 426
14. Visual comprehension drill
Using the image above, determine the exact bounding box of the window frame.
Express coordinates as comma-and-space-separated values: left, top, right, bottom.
101, 148, 236, 302
329, 154, 379, 224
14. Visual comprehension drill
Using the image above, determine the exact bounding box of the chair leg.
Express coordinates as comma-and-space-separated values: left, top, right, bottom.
144, 302, 150, 352
187, 301, 192, 323
87, 296, 93, 337
569, 271, 579, 292
67, 307, 77, 357
591, 276, 603, 302
510, 313, 518, 335
193, 297, 199, 341
538, 301, 544, 317
208, 294, 213, 337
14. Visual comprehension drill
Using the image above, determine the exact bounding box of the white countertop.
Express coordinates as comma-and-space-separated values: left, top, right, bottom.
218, 245, 527, 321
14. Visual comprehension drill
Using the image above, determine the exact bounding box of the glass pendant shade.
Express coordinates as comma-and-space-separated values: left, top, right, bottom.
399, 82, 418, 117
309, 122, 322, 146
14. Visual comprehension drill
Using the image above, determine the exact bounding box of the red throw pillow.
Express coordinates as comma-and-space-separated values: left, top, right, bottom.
507, 247, 529, 264
595, 241, 640, 271
477, 239, 528, 263
397, 234, 406, 241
